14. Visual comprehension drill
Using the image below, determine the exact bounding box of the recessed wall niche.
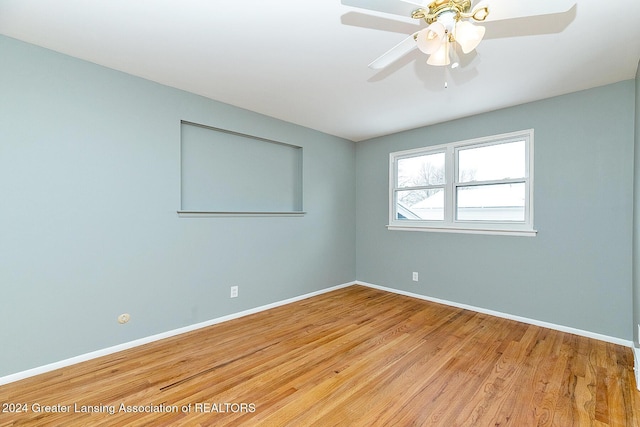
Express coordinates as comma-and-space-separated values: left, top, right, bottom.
179, 121, 304, 216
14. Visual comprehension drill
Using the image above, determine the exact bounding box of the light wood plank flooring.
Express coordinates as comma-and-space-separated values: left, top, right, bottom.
1, 285, 639, 426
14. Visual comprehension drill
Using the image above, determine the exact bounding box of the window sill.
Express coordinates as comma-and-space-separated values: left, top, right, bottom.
386, 224, 537, 237
178, 211, 306, 218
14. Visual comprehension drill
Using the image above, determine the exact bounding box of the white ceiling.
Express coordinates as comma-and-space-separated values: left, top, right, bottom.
1, 0, 639, 142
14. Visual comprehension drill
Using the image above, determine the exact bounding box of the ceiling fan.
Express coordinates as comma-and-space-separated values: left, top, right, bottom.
342, 0, 576, 70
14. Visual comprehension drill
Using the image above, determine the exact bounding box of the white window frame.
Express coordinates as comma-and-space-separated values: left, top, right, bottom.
388, 129, 536, 237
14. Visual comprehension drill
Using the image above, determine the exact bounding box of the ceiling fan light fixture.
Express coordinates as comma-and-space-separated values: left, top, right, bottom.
449, 45, 460, 69
471, 6, 489, 21
360, 0, 579, 71
426, 42, 450, 66
454, 20, 485, 54
416, 22, 445, 54
438, 11, 457, 33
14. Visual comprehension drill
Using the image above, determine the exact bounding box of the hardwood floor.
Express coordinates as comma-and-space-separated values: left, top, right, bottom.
1, 285, 639, 426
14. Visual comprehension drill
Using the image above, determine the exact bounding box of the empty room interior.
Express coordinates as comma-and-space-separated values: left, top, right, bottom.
2, 0, 640, 425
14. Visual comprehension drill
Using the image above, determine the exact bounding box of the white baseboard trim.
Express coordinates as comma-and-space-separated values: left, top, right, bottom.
356, 281, 634, 348
2, 281, 633, 387
634, 347, 640, 391
0, 281, 356, 387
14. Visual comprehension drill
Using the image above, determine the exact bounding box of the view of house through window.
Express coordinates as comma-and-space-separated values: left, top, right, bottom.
397, 151, 445, 220
389, 130, 535, 235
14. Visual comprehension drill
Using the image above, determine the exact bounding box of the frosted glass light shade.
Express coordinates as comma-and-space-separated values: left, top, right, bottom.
455, 21, 485, 54
416, 22, 445, 54
449, 46, 460, 69
427, 42, 450, 66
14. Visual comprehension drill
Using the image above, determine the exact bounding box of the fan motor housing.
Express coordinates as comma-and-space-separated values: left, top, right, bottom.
412, 0, 472, 23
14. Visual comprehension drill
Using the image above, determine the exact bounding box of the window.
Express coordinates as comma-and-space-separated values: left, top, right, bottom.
389, 129, 535, 236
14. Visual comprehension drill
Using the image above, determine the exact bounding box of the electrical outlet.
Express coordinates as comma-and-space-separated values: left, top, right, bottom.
230, 286, 239, 298
412, 272, 419, 282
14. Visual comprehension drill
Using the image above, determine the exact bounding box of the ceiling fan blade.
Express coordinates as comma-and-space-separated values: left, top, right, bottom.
368, 33, 417, 69
400, 0, 429, 7
479, 0, 576, 22
341, 0, 419, 19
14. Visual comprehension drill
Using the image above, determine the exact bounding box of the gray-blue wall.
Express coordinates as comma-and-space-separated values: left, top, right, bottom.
0, 35, 356, 376
356, 81, 635, 341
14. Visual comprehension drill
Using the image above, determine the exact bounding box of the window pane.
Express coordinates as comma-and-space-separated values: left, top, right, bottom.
456, 183, 525, 221
398, 152, 445, 188
458, 141, 525, 183
396, 189, 444, 220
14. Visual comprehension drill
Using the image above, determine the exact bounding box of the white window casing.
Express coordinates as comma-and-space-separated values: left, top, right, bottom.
388, 129, 536, 236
